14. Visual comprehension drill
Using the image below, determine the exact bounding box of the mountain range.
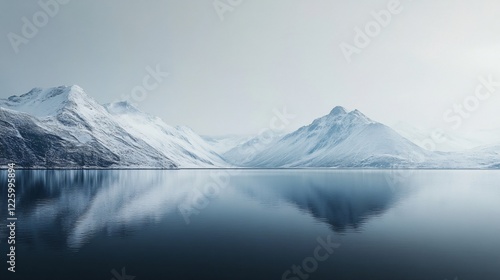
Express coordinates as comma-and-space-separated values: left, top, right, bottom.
0, 86, 225, 168
0, 85, 498, 169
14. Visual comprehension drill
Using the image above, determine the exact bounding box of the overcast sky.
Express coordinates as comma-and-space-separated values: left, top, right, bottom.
1, 0, 500, 136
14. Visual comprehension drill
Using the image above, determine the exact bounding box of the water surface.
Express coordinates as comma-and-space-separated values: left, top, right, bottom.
1, 170, 499, 280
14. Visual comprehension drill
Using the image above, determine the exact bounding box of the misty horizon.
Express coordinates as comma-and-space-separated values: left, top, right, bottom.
2, 84, 499, 154
2, 0, 500, 136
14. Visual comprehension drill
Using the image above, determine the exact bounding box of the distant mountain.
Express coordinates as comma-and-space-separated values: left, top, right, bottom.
229, 106, 433, 168
0, 86, 227, 168
103, 101, 227, 168
1, 86, 498, 169
223, 130, 285, 165
202, 134, 253, 154
392, 122, 499, 152
443, 144, 500, 169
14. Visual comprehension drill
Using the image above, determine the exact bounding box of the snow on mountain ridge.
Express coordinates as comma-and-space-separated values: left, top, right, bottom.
329, 106, 347, 115
392, 122, 500, 152
2, 86, 498, 168
105, 103, 228, 168
0, 85, 93, 118
0, 86, 228, 168
104, 101, 141, 115
228, 106, 430, 168
202, 135, 254, 154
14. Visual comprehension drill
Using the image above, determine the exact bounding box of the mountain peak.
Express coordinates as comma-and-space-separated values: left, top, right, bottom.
326, 107, 372, 124
67, 84, 85, 94
342, 109, 373, 125
104, 101, 141, 115
0, 85, 95, 118
329, 106, 347, 116
9, 85, 86, 102
349, 109, 363, 117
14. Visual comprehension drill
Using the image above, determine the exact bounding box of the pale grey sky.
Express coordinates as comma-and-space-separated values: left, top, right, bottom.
1, 0, 500, 136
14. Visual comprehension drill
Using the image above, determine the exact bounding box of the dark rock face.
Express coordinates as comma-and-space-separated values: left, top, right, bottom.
0, 111, 127, 168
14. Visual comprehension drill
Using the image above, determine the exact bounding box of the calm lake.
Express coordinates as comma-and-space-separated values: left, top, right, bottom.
1, 170, 499, 280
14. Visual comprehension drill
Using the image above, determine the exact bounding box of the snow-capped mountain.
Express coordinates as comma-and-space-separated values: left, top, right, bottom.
1, 86, 498, 169
104, 101, 227, 168
439, 144, 500, 169
223, 130, 285, 165
229, 106, 433, 168
0, 85, 227, 168
233, 107, 499, 168
392, 122, 499, 152
202, 135, 253, 154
